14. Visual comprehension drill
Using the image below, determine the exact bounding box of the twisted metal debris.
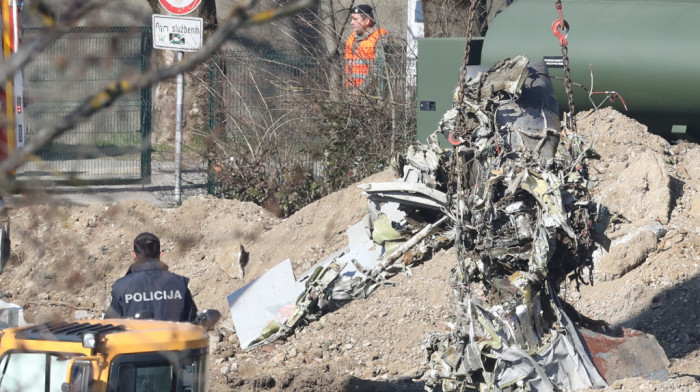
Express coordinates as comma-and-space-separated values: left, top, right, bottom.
400, 56, 609, 391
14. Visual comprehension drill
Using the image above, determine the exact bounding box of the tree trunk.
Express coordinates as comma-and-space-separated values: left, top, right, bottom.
318, 0, 343, 96
422, 0, 501, 38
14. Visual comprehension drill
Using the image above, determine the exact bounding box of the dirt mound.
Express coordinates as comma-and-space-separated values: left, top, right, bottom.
1, 108, 698, 391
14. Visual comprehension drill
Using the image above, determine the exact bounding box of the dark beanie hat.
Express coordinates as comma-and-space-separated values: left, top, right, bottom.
351, 5, 374, 21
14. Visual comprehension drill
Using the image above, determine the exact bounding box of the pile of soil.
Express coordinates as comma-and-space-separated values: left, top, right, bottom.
1, 107, 698, 391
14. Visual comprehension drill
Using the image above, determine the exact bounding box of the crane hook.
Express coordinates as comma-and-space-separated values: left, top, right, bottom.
551, 18, 569, 46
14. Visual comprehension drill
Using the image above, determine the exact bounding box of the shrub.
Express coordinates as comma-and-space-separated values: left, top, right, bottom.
209, 149, 322, 217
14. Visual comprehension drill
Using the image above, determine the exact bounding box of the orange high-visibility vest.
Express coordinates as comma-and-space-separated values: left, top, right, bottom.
345, 27, 387, 88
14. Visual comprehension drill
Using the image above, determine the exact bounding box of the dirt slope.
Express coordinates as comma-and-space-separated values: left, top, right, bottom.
1, 108, 699, 391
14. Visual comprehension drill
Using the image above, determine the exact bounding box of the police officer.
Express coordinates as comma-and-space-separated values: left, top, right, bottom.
104, 232, 198, 322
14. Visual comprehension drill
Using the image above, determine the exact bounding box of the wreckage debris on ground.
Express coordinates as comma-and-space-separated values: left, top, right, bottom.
226, 56, 670, 391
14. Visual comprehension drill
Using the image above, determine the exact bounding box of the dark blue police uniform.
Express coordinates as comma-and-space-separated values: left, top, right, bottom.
105, 259, 198, 322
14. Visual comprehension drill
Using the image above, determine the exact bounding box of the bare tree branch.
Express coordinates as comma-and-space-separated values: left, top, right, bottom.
0, 0, 108, 84
0, 0, 320, 178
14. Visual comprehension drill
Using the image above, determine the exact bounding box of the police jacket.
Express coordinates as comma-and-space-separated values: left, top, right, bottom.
105, 259, 198, 322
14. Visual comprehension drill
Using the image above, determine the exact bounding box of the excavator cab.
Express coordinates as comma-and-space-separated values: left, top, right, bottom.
105, 346, 208, 392
0, 319, 211, 392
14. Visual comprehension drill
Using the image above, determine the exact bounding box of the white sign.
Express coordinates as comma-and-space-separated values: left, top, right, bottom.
152, 14, 203, 52
158, 0, 202, 15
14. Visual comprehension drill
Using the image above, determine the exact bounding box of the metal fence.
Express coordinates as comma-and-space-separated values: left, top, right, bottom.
17, 27, 152, 184
207, 50, 323, 167
206, 48, 414, 195
13, 27, 415, 194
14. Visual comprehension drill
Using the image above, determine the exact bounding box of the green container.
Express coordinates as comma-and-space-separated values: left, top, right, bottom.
416, 38, 483, 145
480, 0, 700, 139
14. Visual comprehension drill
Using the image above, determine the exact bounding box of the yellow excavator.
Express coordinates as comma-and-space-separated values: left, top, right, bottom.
0, 310, 220, 392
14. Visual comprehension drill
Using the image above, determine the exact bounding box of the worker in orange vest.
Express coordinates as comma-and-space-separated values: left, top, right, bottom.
345, 5, 388, 92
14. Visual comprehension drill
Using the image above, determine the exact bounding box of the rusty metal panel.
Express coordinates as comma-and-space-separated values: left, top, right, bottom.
580, 327, 670, 383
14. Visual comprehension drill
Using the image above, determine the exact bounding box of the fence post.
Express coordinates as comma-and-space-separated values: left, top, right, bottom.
140, 26, 153, 183
206, 52, 219, 195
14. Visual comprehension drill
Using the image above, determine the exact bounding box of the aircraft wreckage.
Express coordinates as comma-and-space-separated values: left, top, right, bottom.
227, 55, 669, 391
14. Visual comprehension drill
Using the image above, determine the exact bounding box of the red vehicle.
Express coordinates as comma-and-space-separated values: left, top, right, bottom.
0, 0, 22, 271
1, 0, 25, 162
